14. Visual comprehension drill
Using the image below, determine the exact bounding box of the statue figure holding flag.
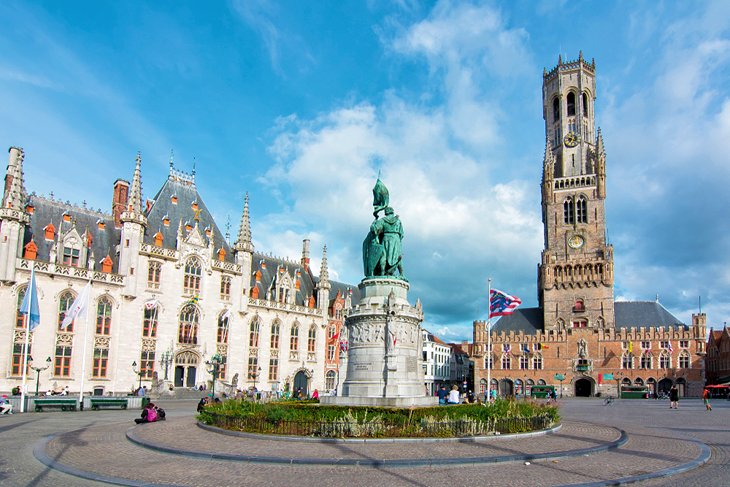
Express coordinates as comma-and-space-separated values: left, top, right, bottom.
362, 178, 405, 280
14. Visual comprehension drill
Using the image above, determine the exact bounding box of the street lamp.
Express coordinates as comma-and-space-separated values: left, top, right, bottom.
29, 356, 52, 397
205, 353, 223, 399
159, 348, 173, 381
132, 361, 143, 391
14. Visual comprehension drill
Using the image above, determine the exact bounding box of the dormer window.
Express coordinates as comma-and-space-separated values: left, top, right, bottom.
63, 213, 71, 223
63, 247, 80, 267
153, 231, 164, 247
191, 202, 199, 211
25, 204, 35, 214
101, 255, 113, 273
44, 223, 56, 241
217, 248, 226, 262
171, 195, 178, 205
162, 215, 170, 227
97, 220, 105, 230
24, 240, 37, 260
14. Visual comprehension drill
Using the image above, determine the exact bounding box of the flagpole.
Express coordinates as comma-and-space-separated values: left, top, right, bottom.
19, 268, 35, 413
487, 277, 492, 402
78, 278, 92, 410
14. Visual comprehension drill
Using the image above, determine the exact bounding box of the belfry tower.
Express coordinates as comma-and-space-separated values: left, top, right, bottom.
538, 53, 614, 331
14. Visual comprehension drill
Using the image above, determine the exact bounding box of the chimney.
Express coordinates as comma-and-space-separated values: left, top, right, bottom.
112, 179, 129, 227
301, 238, 310, 270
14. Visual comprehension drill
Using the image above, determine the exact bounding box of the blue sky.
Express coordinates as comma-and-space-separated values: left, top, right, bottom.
2, 1, 730, 341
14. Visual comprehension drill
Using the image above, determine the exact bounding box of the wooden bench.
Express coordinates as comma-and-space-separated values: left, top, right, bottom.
90, 397, 128, 410
34, 398, 78, 412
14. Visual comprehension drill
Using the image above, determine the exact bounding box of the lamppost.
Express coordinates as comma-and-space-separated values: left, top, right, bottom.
159, 348, 173, 381
206, 353, 223, 399
132, 361, 143, 391
29, 356, 52, 396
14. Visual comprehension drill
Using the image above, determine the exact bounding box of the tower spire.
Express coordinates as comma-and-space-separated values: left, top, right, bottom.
319, 244, 329, 283
3, 147, 27, 211
128, 152, 143, 214
234, 193, 254, 253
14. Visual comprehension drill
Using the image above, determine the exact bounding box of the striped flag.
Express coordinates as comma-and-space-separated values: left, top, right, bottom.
19, 268, 41, 331
489, 289, 522, 318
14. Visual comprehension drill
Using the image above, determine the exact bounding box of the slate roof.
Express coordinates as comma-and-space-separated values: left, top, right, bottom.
145, 174, 233, 263
24, 195, 121, 272
614, 301, 684, 329
492, 301, 685, 335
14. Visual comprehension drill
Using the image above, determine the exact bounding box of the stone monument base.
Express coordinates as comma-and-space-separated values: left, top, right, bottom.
319, 395, 437, 407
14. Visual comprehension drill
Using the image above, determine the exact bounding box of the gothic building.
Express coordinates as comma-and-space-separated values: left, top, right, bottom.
471, 54, 706, 398
0, 147, 355, 396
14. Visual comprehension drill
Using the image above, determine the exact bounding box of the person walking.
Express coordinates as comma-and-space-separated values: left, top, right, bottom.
703, 388, 712, 411
0, 395, 13, 415
669, 385, 679, 409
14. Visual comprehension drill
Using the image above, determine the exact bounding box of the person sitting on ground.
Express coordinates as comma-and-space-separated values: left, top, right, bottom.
135, 402, 158, 424
196, 397, 207, 413
447, 385, 461, 405
1, 395, 13, 415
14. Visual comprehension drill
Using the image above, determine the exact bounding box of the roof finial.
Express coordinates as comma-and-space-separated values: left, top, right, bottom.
234, 192, 254, 253
169, 149, 174, 169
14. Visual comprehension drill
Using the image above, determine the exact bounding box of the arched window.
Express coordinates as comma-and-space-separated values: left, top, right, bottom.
328, 325, 337, 339
659, 351, 670, 369
325, 370, 337, 391
270, 321, 280, 350
58, 291, 76, 331
217, 313, 229, 344
484, 354, 493, 370
220, 276, 231, 300
143, 306, 158, 338
16, 286, 27, 329
634, 377, 644, 385
582, 92, 589, 117
640, 351, 652, 369
308, 325, 317, 353
567, 92, 576, 117
479, 379, 487, 395
183, 257, 202, 295
249, 317, 260, 348
622, 352, 633, 369
678, 351, 690, 369
501, 354, 511, 370
576, 196, 587, 223
552, 97, 560, 122
178, 304, 199, 344
532, 353, 543, 370
563, 198, 574, 224
95, 297, 112, 335
290, 323, 299, 351
520, 355, 529, 370
147, 261, 161, 289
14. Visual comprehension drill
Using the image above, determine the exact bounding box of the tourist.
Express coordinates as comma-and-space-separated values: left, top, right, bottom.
437, 385, 448, 405
311, 389, 319, 400
196, 397, 207, 413
467, 390, 475, 403
135, 402, 158, 424
448, 385, 461, 405
669, 385, 679, 409
703, 388, 712, 411
60, 386, 69, 396
0, 395, 13, 415
491, 388, 498, 402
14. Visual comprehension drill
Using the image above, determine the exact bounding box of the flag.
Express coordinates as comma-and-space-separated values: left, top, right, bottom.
504, 343, 511, 355
221, 308, 232, 322
339, 339, 349, 352
667, 341, 673, 353
19, 268, 41, 331
144, 299, 160, 310
61, 282, 91, 329
523, 344, 530, 354
627, 341, 633, 354
489, 289, 522, 318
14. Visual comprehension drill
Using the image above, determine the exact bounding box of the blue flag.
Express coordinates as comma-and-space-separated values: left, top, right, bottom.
19, 268, 40, 331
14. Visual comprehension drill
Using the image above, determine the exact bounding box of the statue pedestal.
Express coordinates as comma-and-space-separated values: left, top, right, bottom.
320, 278, 437, 407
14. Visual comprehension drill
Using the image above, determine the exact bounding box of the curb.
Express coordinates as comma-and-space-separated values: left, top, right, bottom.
126, 423, 629, 467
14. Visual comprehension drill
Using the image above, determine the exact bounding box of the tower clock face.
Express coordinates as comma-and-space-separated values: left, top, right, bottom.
568, 234, 585, 249
563, 132, 580, 148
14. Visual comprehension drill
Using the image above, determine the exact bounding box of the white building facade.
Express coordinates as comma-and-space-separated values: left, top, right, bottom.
0, 147, 354, 396
421, 329, 451, 395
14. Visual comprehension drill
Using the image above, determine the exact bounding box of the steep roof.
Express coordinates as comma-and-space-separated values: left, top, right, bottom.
492, 307, 544, 334
24, 195, 120, 272
145, 171, 233, 262
614, 301, 684, 329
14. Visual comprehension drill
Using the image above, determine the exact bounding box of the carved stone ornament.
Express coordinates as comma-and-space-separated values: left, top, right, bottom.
94, 336, 111, 349
56, 333, 74, 346
13, 330, 30, 344
216, 344, 228, 355
141, 338, 157, 352
577, 338, 587, 358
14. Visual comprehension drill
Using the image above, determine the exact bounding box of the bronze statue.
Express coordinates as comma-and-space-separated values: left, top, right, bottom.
362, 179, 405, 280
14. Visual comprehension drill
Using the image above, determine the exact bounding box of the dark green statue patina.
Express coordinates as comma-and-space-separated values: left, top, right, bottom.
363, 178, 405, 280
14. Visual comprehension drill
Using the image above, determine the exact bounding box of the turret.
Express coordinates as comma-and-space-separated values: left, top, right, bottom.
0, 147, 30, 282
316, 244, 331, 316
119, 152, 147, 296
234, 193, 254, 313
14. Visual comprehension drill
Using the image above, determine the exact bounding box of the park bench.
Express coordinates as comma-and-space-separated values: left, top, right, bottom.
34, 398, 78, 412
90, 397, 128, 410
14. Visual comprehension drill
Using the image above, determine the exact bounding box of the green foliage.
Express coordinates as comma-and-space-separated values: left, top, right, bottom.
198, 398, 559, 438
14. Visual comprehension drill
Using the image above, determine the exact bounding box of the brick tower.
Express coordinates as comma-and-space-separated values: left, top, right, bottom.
538, 53, 615, 331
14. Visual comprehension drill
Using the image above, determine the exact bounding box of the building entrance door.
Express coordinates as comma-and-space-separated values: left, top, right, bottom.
175, 351, 200, 388
498, 379, 514, 397
657, 378, 673, 395
174, 366, 184, 387
575, 378, 592, 397
294, 370, 309, 397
